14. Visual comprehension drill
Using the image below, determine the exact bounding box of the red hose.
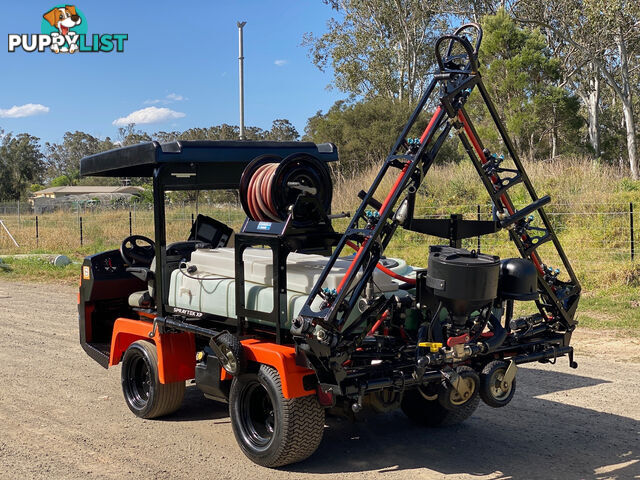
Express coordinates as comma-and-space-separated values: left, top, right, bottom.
367, 310, 389, 336
420, 106, 443, 144
345, 240, 416, 285
246, 162, 281, 221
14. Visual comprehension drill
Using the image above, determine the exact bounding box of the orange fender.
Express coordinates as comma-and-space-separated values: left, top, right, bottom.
240, 339, 316, 399
109, 318, 195, 384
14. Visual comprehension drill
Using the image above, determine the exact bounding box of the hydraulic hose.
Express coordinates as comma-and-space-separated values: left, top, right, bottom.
345, 240, 416, 285
482, 314, 507, 353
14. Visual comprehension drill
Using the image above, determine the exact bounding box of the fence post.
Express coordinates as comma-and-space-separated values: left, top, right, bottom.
631, 202, 635, 261
191, 212, 195, 226
477, 204, 481, 253
35, 216, 39, 248
17, 200, 20, 228
129, 209, 133, 236
80, 216, 83, 246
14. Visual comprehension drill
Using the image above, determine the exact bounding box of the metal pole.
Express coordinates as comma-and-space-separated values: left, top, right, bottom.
35, 216, 39, 247
80, 217, 83, 246
0, 220, 19, 247
477, 204, 481, 253
238, 21, 247, 140
630, 202, 635, 261
129, 209, 133, 236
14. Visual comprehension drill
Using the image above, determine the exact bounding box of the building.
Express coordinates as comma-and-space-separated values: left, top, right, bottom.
30, 186, 144, 212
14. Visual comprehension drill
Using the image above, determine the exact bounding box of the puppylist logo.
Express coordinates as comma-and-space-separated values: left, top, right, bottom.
8, 5, 127, 54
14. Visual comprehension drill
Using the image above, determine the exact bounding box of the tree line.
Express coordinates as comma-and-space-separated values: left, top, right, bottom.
0, 120, 299, 200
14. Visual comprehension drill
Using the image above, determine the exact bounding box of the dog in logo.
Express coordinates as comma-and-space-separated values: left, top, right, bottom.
43, 5, 82, 53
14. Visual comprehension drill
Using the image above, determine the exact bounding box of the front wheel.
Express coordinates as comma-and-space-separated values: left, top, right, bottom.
229, 364, 325, 467
121, 340, 185, 419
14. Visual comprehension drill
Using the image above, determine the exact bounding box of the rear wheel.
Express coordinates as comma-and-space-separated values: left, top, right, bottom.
121, 340, 185, 419
229, 364, 325, 467
480, 360, 516, 408
401, 367, 480, 427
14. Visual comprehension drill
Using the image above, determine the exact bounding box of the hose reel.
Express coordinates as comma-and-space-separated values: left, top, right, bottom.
239, 152, 333, 227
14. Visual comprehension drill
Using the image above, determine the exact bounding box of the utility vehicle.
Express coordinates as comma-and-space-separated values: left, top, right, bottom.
79, 24, 580, 468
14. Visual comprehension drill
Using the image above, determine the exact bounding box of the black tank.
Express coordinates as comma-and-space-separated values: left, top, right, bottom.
427, 245, 500, 316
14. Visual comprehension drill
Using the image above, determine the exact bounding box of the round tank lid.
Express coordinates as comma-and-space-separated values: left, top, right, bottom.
429, 245, 499, 266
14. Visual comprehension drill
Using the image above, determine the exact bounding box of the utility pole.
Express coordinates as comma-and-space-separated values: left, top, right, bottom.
237, 21, 247, 140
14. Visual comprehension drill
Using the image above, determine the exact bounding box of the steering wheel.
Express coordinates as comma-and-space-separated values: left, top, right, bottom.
120, 235, 156, 266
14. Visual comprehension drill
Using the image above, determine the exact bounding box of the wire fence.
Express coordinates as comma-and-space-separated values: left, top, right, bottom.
0, 200, 637, 280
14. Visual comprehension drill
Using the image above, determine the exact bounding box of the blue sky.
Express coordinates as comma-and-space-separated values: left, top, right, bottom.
0, 0, 345, 145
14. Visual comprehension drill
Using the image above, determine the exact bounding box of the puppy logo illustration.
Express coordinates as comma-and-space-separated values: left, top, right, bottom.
42, 5, 84, 53
7, 5, 127, 54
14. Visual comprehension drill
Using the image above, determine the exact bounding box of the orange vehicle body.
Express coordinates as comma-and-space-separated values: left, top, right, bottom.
108, 317, 315, 399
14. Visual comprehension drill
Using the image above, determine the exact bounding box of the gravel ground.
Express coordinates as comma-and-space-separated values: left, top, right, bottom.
0, 280, 639, 480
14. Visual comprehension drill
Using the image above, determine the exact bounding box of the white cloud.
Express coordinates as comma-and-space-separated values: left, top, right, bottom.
143, 93, 186, 105
274, 59, 287, 67
112, 106, 186, 126
166, 93, 185, 101
0, 103, 50, 118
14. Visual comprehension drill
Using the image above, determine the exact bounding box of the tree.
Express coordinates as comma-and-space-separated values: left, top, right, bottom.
466, 11, 583, 161
266, 119, 299, 141
45, 131, 115, 182
0, 131, 45, 200
512, 0, 640, 178
304, 97, 428, 172
117, 124, 152, 146
304, 0, 446, 103
154, 120, 299, 143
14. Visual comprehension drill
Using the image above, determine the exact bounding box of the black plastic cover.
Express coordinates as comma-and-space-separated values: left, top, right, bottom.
499, 258, 539, 301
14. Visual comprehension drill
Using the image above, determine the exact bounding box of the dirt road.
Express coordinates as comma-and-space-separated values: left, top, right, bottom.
1, 280, 639, 480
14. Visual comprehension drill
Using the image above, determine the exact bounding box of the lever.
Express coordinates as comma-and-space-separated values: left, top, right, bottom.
499, 196, 551, 228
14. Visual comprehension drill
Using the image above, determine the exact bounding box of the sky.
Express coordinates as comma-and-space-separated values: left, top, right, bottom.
0, 0, 345, 145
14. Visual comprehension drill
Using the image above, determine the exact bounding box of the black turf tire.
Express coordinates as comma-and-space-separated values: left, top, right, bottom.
214, 332, 246, 376
229, 364, 325, 467
121, 340, 185, 419
480, 360, 516, 408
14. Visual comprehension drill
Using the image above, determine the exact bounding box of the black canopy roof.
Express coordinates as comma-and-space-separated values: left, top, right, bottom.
80, 140, 338, 189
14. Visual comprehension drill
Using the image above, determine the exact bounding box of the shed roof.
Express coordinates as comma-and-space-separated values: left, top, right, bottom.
34, 186, 144, 195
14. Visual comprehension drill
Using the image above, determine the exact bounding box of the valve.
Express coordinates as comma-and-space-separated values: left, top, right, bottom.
365, 209, 381, 228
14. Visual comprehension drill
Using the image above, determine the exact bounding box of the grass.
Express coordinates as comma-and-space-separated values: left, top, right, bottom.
1, 155, 639, 331
0, 256, 80, 286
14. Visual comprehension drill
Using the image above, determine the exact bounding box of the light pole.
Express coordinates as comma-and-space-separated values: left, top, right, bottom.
237, 21, 246, 140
